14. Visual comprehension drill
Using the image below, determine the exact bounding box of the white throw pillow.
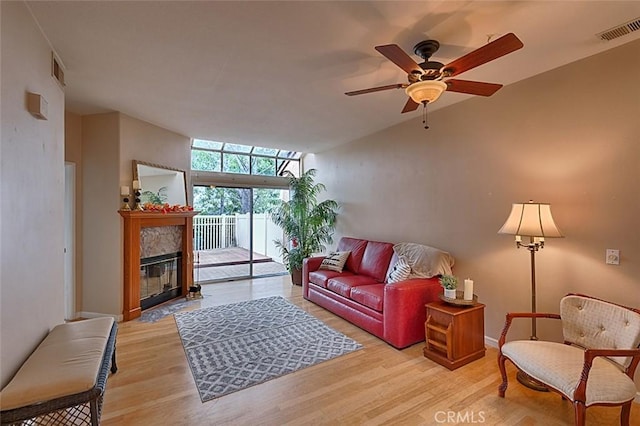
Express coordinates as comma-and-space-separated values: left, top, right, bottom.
319, 251, 350, 273
393, 242, 455, 278
386, 257, 411, 284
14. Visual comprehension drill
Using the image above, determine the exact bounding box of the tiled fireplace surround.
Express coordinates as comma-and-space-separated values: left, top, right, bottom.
119, 210, 197, 320
140, 226, 182, 259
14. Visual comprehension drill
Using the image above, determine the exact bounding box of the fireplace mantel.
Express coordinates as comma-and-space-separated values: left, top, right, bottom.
119, 210, 199, 320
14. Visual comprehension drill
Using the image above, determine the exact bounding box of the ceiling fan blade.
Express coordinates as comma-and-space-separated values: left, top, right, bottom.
375, 44, 422, 75
445, 79, 503, 96
401, 97, 419, 113
345, 83, 406, 96
442, 33, 524, 77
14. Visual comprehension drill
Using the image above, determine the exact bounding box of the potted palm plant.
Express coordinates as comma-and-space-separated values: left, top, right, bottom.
271, 169, 339, 285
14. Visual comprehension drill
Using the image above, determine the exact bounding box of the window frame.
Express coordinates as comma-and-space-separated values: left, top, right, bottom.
191, 140, 301, 177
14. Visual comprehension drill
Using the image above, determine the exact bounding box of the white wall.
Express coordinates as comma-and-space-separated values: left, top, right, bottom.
81, 113, 121, 317
78, 113, 190, 318
0, 1, 65, 386
119, 113, 191, 204
306, 39, 640, 387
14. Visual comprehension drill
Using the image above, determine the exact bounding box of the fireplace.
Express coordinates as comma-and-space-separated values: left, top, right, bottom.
140, 252, 182, 310
119, 210, 197, 320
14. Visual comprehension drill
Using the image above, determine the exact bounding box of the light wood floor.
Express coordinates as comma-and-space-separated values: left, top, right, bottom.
102, 276, 639, 425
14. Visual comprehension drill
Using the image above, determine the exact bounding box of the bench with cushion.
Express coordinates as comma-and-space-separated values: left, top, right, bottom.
0, 317, 118, 426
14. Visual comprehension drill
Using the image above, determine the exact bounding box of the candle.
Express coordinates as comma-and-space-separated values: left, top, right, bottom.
515, 235, 522, 243
132, 180, 141, 190
464, 278, 474, 301
120, 185, 130, 196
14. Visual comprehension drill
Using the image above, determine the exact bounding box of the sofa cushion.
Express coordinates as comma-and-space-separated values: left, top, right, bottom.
359, 241, 394, 282
309, 270, 353, 288
386, 256, 411, 284
393, 242, 455, 278
384, 252, 399, 280
327, 275, 378, 298
319, 251, 350, 272
337, 237, 368, 273
350, 284, 385, 312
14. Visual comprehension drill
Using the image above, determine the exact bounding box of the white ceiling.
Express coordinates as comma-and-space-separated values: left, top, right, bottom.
27, 1, 640, 153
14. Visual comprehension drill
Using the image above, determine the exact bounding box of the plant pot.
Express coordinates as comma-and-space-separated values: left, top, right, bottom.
290, 268, 303, 286
444, 288, 457, 299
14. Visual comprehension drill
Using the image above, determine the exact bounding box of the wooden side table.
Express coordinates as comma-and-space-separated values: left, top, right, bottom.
423, 300, 485, 370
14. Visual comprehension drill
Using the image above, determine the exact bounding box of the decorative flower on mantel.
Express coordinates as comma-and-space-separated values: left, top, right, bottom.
142, 202, 194, 213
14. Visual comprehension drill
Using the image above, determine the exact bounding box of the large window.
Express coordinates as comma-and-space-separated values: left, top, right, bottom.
191, 139, 301, 177
190, 139, 298, 282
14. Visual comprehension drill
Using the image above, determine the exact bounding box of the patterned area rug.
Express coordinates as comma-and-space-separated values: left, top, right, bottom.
174, 296, 362, 402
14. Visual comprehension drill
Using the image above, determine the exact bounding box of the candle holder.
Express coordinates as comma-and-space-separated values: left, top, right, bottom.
134, 189, 144, 210
121, 194, 131, 211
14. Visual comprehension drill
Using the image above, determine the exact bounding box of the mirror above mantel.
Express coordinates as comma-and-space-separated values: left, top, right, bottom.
133, 160, 188, 206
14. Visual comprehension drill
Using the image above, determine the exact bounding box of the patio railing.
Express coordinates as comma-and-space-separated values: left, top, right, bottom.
193, 215, 236, 250
193, 214, 283, 263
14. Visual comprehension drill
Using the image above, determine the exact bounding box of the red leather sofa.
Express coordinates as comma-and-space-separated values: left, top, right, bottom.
302, 237, 444, 349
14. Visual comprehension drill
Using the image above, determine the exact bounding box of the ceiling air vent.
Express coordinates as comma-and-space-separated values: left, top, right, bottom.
597, 17, 640, 41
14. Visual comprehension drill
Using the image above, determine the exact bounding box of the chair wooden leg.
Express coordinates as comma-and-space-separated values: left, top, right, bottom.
620, 401, 631, 426
497, 354, 508, 397
573, 401, 586, 426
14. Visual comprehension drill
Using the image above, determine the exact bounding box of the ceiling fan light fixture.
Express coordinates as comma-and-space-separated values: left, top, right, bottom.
405, 80, 447, 104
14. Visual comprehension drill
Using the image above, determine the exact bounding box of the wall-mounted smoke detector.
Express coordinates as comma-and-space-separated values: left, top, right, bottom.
597, 17, 640, 41
27, 92, 48, 120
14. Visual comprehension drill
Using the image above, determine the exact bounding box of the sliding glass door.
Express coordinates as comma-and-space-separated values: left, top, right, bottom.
192, 185, 287, 283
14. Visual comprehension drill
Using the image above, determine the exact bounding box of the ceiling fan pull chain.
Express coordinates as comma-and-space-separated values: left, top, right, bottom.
423, 102, 429, 129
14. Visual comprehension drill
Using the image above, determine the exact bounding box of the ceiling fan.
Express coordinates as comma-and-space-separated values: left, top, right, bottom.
345, 33, 524, 122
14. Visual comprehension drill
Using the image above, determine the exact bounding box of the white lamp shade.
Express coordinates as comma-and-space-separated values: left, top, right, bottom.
498, 202, 563, 238
405, 80, 447, 104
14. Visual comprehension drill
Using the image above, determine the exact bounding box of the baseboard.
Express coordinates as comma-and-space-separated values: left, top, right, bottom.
485, 335, 498, 348
65, 312, 80, 322
78, 311, 123, 322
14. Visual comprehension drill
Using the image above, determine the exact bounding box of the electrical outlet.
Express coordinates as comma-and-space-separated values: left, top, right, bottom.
606, 249, 620, 265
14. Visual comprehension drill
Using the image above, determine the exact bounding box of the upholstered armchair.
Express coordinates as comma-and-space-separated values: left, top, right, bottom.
498, 293, 640, 426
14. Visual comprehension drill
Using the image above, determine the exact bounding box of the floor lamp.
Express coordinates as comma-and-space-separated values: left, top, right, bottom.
498, 200, 563, 391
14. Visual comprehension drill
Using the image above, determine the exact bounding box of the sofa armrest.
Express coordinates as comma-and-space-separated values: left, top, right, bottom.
302, 256, 325, 298
383, 277, 442, 348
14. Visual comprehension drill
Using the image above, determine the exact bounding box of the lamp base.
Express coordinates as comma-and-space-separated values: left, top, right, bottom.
516, 371, 549, 392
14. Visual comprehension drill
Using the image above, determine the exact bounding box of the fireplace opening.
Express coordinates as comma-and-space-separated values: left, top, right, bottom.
140, 252, 182, 310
